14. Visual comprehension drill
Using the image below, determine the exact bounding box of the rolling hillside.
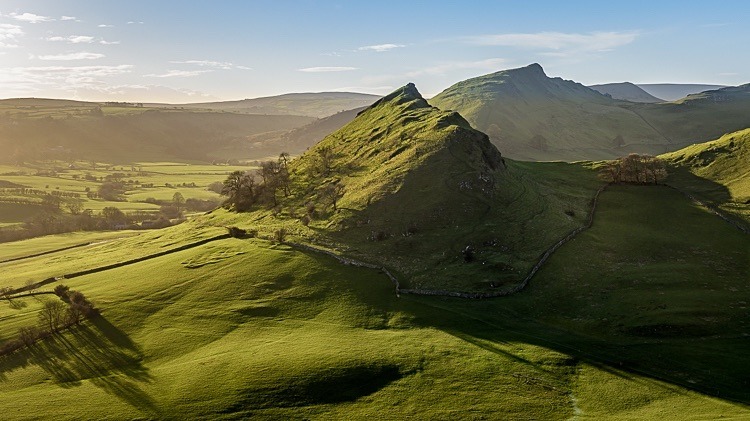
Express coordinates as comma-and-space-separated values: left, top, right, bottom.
0, 163, 747, 419
431, 64, 750, 161
0, 84, 748, 419
0, 106, 314, 163
589, 82, 664, 102
177, 92, 381, 118
214, 106, 365, 159
430, 63, 674, 161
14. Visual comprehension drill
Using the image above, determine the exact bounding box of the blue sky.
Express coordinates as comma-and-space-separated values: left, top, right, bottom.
0, 0, 747, 102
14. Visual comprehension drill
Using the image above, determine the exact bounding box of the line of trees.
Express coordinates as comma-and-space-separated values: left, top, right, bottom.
0, 285, 97, 356
599, 154, 667, 184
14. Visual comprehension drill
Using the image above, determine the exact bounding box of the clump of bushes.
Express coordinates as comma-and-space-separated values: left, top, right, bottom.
273, 228, 287, 243
227, 226, 247, 238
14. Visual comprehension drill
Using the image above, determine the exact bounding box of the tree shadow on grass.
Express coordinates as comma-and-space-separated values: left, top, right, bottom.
0, 315, 160, 417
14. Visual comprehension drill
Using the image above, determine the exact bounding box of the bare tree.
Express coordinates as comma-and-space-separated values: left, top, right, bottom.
320, 182, 345, 212
316, 146, 335, 176
38, 299, 67, 332
221, 171, 257, 211
600, 154, 667, 185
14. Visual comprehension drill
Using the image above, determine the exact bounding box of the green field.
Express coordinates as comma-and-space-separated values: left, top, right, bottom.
0, 161, 255, 234
0, 181, 748, 419
0, 230, 140, 263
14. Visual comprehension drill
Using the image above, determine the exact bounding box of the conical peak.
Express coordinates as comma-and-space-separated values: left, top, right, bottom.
364, 83, 427, 113
382, 82, 423, 102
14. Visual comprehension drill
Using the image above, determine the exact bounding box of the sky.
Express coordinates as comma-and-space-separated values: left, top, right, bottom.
0, 0, 748, 102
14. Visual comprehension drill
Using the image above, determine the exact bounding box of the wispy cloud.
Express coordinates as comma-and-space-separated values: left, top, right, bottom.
358, 43, 405, 52
37, 52, 106, 61
46, 35, 96, 44
0, 65, 134, 96
0, 24, 24, 48
60, 16, 79, 21
8, 12, 54, 23
298, 66, 357, 73
98, 24, 114, 28
99, 40, 120, 45
127, 21, 144, 25
406, 58, 507, 77
144, 70, 212, 78
465, 31, 639, 55
169, 60, 252, 70
170, 60, 229, 69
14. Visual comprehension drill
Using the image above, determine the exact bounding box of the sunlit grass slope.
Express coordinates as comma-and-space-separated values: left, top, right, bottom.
1, 208, 748, 419
212, 83, 603, 293
661, 128, 750, 225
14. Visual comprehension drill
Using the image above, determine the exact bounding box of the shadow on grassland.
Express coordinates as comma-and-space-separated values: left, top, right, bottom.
0, 315, 160, 417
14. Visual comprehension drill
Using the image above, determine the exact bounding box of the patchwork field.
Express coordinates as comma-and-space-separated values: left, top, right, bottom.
0, 161, 255, 236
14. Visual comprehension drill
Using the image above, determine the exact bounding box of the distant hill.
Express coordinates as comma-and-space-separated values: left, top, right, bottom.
0, 107, 314, 163
0, 98, 96, 107
215, 107, 365, 160
637, 84, 727, 101
430, 64, 750, 161
430, 63, 674, 160
589, 82, 664, 102
175, 92, 381, 118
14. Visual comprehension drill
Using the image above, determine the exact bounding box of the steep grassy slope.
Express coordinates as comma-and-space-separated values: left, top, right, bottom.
431, 64, 750, 161
211, 83, 603, 292
0, 184, 748, 418
178, 92, 380, 118
661, 128, 750, 226
589, 82, 664, 102
0, 105, 313, 163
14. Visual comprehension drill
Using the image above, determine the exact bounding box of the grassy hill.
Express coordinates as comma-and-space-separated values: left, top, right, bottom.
210, 83, 603, 293
1, 83, 748, 418
589, 82, 665, 102
0, 180, 747, 418
430, 63, 674, 161
177, 92, 381, 118
661, 128, 750, 226
430, 64, 750, 161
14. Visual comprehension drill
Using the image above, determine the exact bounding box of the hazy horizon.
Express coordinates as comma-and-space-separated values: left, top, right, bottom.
1, 0, 748, 102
